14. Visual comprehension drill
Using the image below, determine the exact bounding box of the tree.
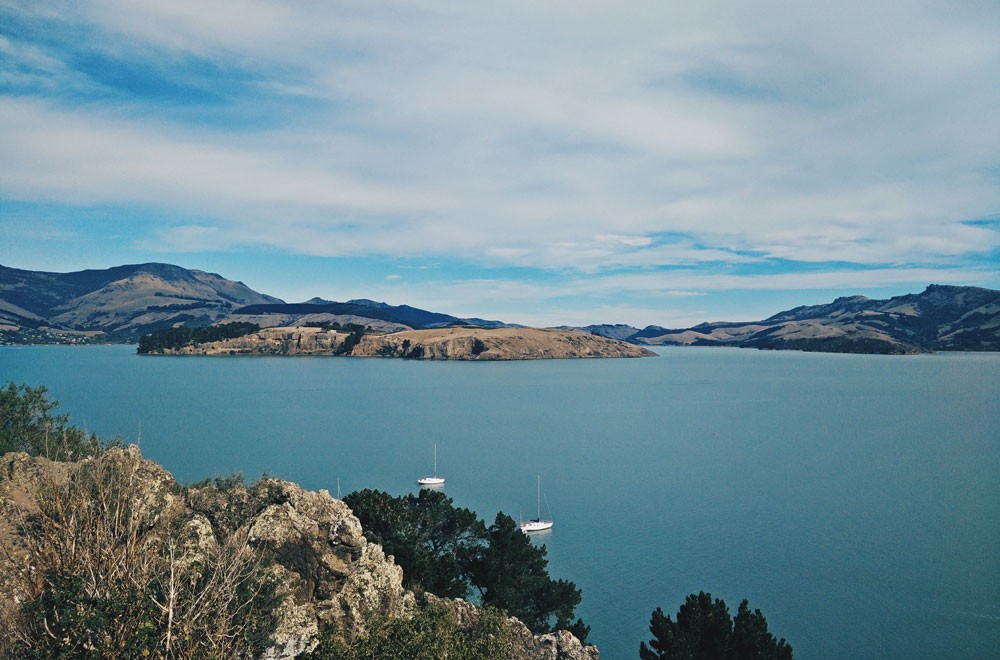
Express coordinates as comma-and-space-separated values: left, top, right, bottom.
345, 490, 589, 641
466, 513, 587, 639
137, 322, 260, 353
0, 383, 99, 460
343, 488, 484, 598
335, 324, 367, 355
731, 600, 793, 660
640, 592, 792, 660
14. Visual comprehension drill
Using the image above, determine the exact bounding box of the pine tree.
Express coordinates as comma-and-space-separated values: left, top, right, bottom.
640, 592, 792, 660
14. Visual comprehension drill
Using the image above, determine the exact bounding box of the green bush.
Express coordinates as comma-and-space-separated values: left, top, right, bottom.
0, 383, 100, 460
304, 602, 513, 660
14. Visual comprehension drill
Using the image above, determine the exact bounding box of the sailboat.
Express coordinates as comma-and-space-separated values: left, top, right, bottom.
417, 444, 445, 486
520, 475, 553, 532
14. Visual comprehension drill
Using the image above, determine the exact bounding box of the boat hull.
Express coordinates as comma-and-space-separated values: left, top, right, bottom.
520, 520, 553, 532
417, 476, 445, 486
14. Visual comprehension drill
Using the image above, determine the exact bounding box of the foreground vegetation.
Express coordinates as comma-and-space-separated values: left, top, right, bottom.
641, 592, 793, 659
8, 461, 281, 658
0, 383, 794, 657
304, 602, 515, 659
0, 383, 102, 460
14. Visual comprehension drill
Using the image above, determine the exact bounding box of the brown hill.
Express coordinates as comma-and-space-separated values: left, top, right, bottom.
0, 263, 283, 341
154, 325, 656, 360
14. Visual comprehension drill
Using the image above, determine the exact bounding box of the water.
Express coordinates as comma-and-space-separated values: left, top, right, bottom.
1, 345, 997, 659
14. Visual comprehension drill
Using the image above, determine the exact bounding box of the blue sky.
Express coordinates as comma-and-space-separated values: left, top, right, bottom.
2, 1, 998, 327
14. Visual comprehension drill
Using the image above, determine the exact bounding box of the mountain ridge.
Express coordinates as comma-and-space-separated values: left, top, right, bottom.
1, 263, 997, 354
630, 284, 1000, 354
0, 263, 283, 340
0, 263, 513, 343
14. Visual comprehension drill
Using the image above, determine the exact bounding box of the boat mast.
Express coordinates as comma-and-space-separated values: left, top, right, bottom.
536, 474, 541, 519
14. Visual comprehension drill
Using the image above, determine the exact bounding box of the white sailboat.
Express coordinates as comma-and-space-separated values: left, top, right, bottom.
417, 444, 445, 486
520, 475, 553, 532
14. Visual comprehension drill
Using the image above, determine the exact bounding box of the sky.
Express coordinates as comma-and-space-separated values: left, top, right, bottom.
1, 1, 998, 328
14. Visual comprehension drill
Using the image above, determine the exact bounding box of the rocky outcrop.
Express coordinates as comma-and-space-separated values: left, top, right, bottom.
163, 325, 350, 355
353, 326, 654, 359
237, 479, 415, 656
0, 448, 597, 658
158, 325, 655, 360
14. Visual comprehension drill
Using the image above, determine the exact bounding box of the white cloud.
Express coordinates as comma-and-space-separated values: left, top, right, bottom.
571, 267, 995, 298
0, 97, 448, 217
298, 264, 992, 328
2, 0, 998, 298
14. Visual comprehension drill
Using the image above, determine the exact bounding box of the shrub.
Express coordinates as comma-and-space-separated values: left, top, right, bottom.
0, 383, 100, 461
3, 455, 281, 658
304, 602, 513, 660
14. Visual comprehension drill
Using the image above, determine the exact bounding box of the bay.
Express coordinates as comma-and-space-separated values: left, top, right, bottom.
1, 345, 997, 659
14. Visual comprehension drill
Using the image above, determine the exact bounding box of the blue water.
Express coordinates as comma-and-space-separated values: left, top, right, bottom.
1, 345, 998, 659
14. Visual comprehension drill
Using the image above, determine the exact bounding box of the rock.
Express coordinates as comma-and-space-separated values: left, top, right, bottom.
242, 479, 414, 651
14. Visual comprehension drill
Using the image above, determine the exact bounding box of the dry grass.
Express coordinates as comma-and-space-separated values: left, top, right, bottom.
1, 453, 279, 658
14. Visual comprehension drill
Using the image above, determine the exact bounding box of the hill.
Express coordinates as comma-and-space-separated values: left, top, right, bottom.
0, 263, 505, 344
0, 263, 283, 342
630, 285, 1000, 354
3, 263, 996, 354
229, 298, 507, 331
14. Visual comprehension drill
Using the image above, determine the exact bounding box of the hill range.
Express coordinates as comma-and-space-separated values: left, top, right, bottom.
584, 284, 1000, 354
1, 262, 997, 354
0, 263, 503, 342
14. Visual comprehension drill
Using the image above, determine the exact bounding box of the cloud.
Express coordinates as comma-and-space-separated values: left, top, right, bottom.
326, 264, 993, 325
0, 97, 448, 215
572, 267, 995, 297
1, 0, 998, 315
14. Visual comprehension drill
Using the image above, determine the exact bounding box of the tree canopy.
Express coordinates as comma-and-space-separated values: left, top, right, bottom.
467, 512, 589, 641
136, 322, 260, 353
640, 592, 792, 660
344, 488, 484, 599
343, 488, 588, 641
